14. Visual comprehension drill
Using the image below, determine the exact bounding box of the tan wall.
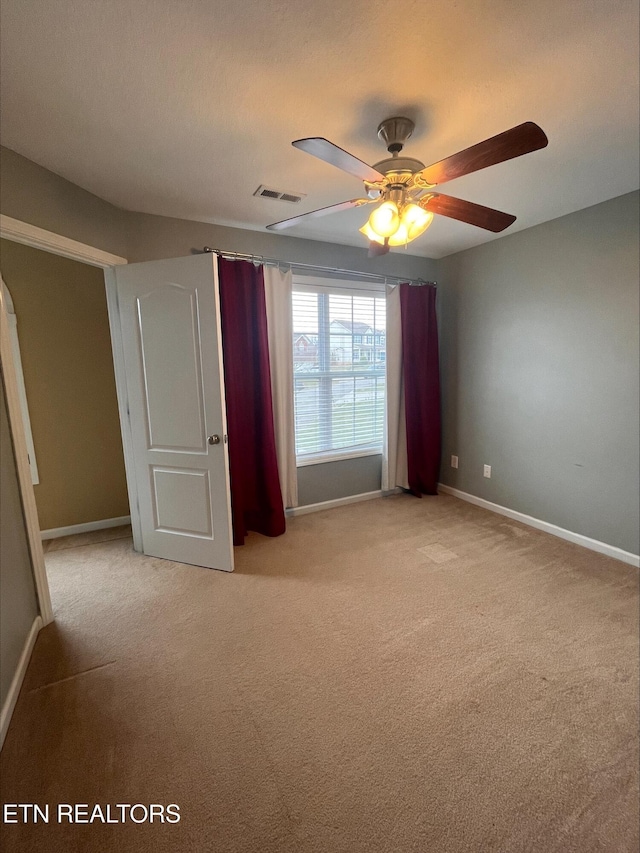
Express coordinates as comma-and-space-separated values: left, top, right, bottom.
0, 239, 129, 530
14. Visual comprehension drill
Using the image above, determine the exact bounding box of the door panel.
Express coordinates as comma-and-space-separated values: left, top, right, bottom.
138, 285, 206, 451
151, 466, 212, 536
115, 254, 233, 571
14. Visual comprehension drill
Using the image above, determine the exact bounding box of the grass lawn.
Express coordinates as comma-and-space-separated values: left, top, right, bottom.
296, 396, 384, 456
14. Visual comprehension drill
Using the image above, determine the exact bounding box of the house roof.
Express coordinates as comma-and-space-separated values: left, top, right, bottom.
330, 320, 373, 335
1, 0, 637, 259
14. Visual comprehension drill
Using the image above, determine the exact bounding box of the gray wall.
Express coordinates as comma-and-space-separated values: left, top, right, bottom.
123, 212, 435, 505
1, 373, 39, 708
438, 191, 640, 555
123, 210, 436, 281
0, 145, 436, 284
4, 147, 638, 544
0, 147, 128, 258
0, 145, 435, 507
297, 455, 382, 506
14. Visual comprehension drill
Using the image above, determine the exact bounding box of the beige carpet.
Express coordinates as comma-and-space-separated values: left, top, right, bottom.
1, 494, 638, 852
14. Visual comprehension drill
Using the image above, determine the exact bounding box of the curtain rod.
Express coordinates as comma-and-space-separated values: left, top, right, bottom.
202, 247, 436, 287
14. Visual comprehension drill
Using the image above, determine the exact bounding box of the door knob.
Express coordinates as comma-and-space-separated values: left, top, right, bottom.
208, 434, 221, 445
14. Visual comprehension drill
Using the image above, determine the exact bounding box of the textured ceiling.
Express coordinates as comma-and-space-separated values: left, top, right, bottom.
1, 0, 638, 259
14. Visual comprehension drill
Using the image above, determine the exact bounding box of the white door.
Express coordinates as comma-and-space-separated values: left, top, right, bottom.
115, 254, 233, 571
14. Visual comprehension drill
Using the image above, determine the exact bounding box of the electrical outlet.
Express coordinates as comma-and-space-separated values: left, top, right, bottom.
451, 455, 459, 469
483, 464, 491, 478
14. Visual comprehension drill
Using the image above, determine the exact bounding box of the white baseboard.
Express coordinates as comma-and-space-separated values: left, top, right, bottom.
438, 484, 640, 568
40, 515, 131, 540
1, 616, 42, 750
286, 490, 383, 517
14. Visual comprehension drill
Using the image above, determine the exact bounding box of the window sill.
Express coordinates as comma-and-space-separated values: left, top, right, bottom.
296, 448, 382, 468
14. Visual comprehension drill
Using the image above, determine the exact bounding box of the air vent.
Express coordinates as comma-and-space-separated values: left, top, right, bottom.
259, 188, 280, 199
254, 185, 306, 203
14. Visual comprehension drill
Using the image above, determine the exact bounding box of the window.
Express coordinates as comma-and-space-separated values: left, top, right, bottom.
292, 280, 386, 463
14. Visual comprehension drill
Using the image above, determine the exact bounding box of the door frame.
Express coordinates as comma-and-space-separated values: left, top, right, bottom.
0, 214, 139, 622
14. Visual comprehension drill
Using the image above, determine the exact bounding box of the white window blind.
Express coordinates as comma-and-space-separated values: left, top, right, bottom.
292, 281, 386, 463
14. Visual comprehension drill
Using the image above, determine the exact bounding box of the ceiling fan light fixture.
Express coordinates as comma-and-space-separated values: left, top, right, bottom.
399, 203, 434, 240
362, 201, 434, 248
387, 223, 412, 246
367, 201, 400, 238
359, 221, 385, 244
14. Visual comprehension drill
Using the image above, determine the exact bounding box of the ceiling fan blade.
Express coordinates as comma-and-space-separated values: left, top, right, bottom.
421, 193, 516, 232
419, 122, 548, 186
293, 138, 385, 183
266, 198, 372, 231
368, 239, 390, 258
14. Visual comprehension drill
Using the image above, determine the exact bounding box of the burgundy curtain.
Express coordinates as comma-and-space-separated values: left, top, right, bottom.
217, 258, 286, 545
399, 283, 441, 496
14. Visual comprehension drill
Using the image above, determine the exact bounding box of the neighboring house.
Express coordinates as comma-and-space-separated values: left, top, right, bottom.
293, 333, 319, 371
329, 319, 386, 365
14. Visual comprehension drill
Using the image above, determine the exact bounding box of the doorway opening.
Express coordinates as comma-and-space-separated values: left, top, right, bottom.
0, 237, 130, 608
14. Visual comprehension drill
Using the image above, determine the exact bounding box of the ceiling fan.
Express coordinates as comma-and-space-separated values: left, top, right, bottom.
266, 117, 548, 256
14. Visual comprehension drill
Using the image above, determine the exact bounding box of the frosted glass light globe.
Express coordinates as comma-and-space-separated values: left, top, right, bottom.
368, 201, 400, 239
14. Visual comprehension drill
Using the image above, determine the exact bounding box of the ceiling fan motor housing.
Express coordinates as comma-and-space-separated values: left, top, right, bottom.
377, 116, 415, 153
371, 156, 426, 178
373, 117, 428, 195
